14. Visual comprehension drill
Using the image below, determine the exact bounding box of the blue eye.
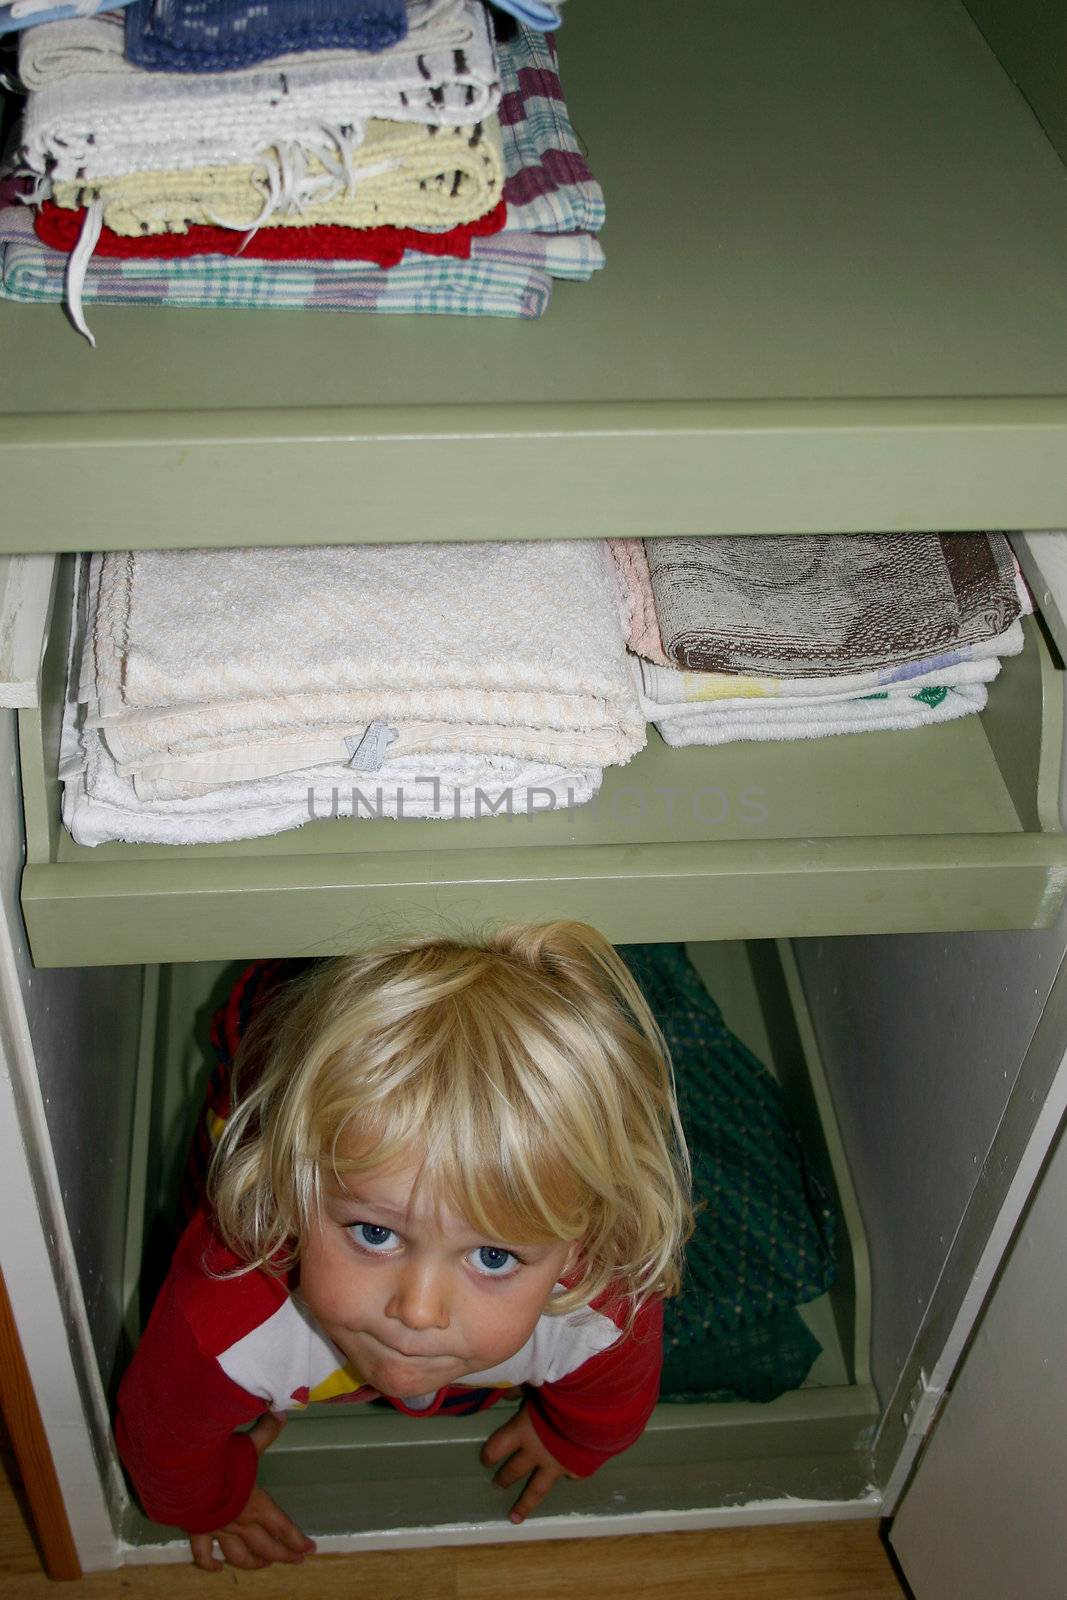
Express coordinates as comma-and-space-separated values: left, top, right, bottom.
351, 1223, 397, 1252
472, 1246, 518, 1276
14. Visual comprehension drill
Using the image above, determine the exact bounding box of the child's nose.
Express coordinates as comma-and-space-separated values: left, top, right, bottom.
385, 1262, 450, 1332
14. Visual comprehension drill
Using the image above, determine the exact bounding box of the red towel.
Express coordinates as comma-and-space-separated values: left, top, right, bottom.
34, 196, 507, 269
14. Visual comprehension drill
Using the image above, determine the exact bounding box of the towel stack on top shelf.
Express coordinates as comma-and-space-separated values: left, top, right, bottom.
1, 0, 599, 339
610, 532, 1031, 745
63, 540, 645, 847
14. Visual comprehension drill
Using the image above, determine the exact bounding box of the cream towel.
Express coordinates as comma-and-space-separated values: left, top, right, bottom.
52, 117, 504, 236
85, 541, 646, 786
21, 0, 500, 182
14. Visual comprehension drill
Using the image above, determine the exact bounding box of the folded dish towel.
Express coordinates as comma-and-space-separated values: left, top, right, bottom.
51, 116, 505, 236
19, 0, 462, 86
645, 533, 1028, 675
0, 204, 599, 317
637, 620, 1024, 709
21, 0, 500, 181
124, 0, 407, 73
34, 195, 509, 266
0, 0, 135, 36
652, 683, 991, 747
82, 540, 645, 797
497, 25, 603, 236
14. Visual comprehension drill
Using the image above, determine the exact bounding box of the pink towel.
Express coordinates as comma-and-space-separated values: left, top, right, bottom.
607, 539, 671, 666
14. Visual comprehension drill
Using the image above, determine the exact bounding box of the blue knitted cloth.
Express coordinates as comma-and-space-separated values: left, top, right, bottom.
124, 0, 408, 72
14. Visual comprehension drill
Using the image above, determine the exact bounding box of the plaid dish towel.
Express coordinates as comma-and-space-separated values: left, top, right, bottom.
125, 0, 407, 72
500, 27, 604, 235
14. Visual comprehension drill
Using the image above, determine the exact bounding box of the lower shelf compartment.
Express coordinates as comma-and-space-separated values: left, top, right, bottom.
18, 557, 1067, 966
117, 939, 880, 1549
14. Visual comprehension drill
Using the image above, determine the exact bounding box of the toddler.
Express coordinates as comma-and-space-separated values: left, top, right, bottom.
116, 922, 693, 1572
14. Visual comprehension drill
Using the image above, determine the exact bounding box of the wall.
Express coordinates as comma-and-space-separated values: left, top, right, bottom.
794, 915, 1067, 1408
890, 1109, 1067, 1598
963, 0, 1067, 169
0, 705, 144, 1394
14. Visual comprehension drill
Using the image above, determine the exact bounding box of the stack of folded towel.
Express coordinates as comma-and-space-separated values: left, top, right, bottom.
64, 539, 644, 846
2, 0, 598, 338
609, 532, 1030, 745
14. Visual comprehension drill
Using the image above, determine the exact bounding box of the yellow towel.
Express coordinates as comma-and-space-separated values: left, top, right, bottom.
53, 115, 503, 236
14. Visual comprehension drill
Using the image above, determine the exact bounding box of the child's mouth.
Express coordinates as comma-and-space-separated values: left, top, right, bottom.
372, 1333, 455, 1362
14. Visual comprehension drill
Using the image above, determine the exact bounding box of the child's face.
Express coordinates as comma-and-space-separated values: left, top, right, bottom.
297, 1149, 579, 1401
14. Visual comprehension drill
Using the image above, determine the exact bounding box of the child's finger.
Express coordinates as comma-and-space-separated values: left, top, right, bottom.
508, 1465, 558, 1525
493, 1448, 534, 1491
217, 1532, 268, 1571
257, 1497, 317, 1555
248, 1411, 286, 1455
480, 1420, 520, 1468
188, 1533, 222, 1572
238, 1523, 306, 1566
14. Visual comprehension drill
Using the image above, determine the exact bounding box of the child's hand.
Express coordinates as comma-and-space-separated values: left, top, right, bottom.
187, 1413, 317, 1571
480, 1402, 577, 1525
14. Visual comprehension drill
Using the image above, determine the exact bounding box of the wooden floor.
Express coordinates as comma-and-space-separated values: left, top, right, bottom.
0, 1416, 909, 1600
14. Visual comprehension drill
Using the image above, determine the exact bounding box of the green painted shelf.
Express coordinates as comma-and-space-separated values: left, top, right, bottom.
18, 557, 1067, 965
4, 0, 1067, 547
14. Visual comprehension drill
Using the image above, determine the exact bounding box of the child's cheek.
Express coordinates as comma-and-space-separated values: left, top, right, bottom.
299, 1234, 369, 1328
468, 1287, 548, 1367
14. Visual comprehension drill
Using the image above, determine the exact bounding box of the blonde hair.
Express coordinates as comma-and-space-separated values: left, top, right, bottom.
209, 922, 693, 1318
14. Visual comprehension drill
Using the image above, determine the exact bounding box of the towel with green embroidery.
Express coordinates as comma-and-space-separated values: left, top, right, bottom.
650, 680, 990, 746
618, 944, 837, 1404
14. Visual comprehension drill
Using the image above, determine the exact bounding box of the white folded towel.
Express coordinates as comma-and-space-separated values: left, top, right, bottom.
21, 0, 500, 182
63, 715, 601, 846
652, 683, 989, 747
83, 540, 644, 798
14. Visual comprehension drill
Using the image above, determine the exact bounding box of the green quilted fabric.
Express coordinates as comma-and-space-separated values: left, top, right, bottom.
618, 945, 838, 1404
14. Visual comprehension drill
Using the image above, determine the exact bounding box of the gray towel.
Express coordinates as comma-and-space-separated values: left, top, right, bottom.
645, 532, 1024, 677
